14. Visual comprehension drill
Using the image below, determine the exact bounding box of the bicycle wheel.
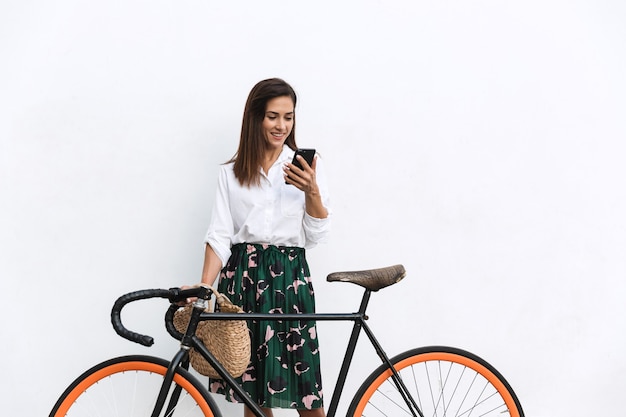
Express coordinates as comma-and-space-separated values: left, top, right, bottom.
348, 346, 524, 417
50, 355, 220, 417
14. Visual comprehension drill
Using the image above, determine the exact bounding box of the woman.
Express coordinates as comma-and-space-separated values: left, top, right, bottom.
200, 78, 330, 417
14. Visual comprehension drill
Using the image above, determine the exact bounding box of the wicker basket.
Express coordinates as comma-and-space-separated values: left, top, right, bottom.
173, 288, 251, 379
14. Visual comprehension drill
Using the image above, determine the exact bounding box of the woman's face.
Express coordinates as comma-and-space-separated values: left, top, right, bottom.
262, 95, 294, 151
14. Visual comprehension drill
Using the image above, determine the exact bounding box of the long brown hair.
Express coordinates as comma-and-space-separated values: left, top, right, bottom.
229, 78, 298, 186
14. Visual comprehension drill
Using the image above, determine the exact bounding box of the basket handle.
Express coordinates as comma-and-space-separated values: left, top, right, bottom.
193, 283, 235, 311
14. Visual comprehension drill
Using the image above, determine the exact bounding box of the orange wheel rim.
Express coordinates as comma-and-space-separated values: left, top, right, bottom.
354, 352, 520, 417
54, 361, 213, 416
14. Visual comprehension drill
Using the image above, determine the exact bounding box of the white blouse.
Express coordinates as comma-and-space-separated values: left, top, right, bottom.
204, 146, 331, 267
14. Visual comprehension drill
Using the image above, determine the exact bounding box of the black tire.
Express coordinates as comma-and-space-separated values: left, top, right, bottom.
347, 346, 524, 417
50, 355, 220, 417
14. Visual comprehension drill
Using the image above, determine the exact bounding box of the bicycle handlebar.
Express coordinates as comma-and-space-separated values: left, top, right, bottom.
111, 287, 207, 347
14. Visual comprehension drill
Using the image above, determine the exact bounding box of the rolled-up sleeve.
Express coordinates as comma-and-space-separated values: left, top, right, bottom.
204, 166, 233, 267
303, 212, 331, 247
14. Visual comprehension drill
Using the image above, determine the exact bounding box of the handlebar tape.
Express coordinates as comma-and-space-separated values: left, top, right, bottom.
110, 288, 173, 346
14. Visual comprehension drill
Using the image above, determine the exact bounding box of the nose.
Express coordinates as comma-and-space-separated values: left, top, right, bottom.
275, 119, 285, 130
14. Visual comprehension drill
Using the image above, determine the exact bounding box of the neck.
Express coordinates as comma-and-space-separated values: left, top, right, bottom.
261, 146, 283, 174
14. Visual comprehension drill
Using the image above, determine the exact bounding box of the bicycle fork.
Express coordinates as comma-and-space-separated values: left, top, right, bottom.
150, 297, 209, 417
150, 349, 188, 417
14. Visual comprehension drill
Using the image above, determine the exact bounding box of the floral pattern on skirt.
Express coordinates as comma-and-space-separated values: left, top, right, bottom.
209, 243, 323, 410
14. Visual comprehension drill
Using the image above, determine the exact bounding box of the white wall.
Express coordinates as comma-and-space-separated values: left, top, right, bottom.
1, 1, 625, 415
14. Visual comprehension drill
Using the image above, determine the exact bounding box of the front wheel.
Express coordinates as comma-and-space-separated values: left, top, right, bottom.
348, 346, 524, 417
50, 355, 220, 417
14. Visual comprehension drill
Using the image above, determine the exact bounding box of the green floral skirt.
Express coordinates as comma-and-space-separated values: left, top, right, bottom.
209, 243, 323, 410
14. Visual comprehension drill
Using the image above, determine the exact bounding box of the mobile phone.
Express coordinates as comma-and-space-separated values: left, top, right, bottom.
291, 148, 316, 170
286, 148, 316, 183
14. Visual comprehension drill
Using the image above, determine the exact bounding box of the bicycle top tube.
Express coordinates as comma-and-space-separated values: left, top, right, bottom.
111, 264, 405, 347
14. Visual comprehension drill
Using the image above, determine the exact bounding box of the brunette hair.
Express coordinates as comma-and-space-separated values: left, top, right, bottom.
230, 78, 298, 186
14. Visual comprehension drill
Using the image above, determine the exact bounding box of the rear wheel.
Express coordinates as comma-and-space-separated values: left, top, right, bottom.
348, 346, 524, 417
50, 355, 219, 417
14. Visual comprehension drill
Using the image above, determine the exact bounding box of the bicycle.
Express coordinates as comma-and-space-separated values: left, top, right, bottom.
50, 264, 525, 417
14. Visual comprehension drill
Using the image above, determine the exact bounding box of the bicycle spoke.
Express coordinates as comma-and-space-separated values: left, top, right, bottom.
348, 348, 523, 417
50, 356, 216, 417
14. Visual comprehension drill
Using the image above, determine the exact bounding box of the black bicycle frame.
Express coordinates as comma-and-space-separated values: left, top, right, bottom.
162, 288, 423, 417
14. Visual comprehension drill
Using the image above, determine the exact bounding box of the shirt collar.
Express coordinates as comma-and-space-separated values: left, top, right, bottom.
278, 146, 295, 164
258, 146, 294, 179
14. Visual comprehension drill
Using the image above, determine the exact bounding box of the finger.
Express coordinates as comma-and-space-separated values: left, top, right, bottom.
284, 162, 306, 182
310, 154, 318, 172
284, 170, 307, 191
296, 155, 313, 171
283, 164, 296, 183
